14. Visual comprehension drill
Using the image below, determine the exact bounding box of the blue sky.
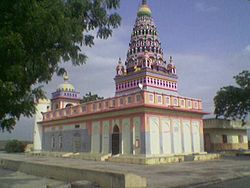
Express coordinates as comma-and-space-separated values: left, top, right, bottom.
1, 0, 250, 140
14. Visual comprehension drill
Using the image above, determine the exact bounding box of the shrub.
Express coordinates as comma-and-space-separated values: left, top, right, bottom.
4, 140, 25, 153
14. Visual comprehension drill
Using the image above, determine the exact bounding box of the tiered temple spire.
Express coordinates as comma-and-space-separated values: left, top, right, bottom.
114, 0, 178, 96
122, 0, 176, 75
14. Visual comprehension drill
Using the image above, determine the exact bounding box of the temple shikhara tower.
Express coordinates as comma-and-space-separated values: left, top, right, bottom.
115, 0, 177, 97
34, 1, 207, 161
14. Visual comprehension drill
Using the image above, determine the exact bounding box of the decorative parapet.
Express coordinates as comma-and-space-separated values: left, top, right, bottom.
42, 91, 204, 122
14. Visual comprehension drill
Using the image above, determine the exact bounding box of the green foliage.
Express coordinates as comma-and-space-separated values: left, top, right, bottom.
0, 0, 121, 131
82, 92, 104, 103
214, 70, 250, 124
4, 139, 25, 153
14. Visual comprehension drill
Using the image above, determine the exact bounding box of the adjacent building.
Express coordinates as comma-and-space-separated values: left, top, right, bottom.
204, 118, 249, 152
34, 0, 207, 157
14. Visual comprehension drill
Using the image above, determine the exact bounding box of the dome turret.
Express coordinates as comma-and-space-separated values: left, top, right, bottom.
57, 72, 75, 92
51, 71, 81, 110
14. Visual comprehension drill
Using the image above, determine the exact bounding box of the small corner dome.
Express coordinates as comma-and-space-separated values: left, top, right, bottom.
56, 72, 75, 92
57, 83, 75, 92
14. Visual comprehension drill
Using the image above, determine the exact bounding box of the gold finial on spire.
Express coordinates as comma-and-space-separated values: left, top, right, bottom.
138, 0, 151, 17
63, 71, 69, 82
142, 0, 147, 5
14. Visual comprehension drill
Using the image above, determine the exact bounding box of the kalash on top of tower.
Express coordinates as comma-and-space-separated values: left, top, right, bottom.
115, 0, 177, 97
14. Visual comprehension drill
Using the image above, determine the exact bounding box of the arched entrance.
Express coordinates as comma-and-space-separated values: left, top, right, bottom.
112, 125, 120, 155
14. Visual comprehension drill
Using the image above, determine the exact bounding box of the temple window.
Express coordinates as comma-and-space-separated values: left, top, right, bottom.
98, 103, 102, 109
93, 103, 97, 111
75, 124, 80, 129
105, 101, 109, 108
157, 95, 162, 104
194, 102, 198, 109
165, 96, 170, 106
112, 100, 116, 107
127, 96, 132, 104
222, 135, 227, 144
173, 98, 178, 106
136, 95, 141, 102
120, 98, 124, 105
180, 99, 185, 107
82, 105, 87, 112
187, 100, 192, 108
149, 94, 154, 103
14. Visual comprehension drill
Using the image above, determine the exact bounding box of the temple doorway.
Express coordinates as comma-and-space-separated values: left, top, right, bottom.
73, 133, 81, 152
112, 125, 120, 155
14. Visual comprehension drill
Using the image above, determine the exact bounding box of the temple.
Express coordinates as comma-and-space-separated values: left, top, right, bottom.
34, 1, 207, 158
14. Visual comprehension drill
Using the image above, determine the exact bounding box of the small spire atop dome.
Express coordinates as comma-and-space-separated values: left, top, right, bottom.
118, 57, 122, 64
142, 0, 147, 5
169, 56, 173, 64
63, 71, 69, 82
116, 58, 125, 76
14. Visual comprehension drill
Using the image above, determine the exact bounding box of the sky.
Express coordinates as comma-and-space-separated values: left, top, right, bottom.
1, 0, 250, 140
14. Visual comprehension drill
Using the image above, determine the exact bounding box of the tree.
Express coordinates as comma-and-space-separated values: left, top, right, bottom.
0, 0, 121, 132
214, 70, 250, 124
82, 92, 104, 103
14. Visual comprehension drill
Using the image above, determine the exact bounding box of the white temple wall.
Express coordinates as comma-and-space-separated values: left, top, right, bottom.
146, 114, 204, 156
91, 121, 100, 153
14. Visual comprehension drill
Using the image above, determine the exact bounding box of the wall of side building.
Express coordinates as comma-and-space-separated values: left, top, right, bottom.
204, 129, 248, 152
203, 119, 249, 152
